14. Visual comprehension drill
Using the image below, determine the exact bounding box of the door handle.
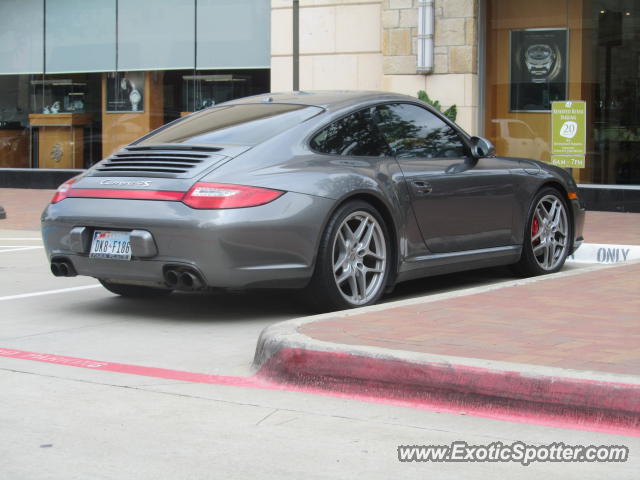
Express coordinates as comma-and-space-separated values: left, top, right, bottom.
411, 180, 432, 195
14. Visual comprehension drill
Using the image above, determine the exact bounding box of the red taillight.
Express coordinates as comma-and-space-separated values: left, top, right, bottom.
51, 178, 77, 203
182, 182, 284, 209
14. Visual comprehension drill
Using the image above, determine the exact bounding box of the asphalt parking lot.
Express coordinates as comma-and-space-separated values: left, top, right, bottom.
2, 228, 638, 479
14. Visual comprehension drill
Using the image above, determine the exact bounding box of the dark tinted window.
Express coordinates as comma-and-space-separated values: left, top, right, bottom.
310, 108, 390, 156
136, 104, 323, 146
373, 103, 466, 158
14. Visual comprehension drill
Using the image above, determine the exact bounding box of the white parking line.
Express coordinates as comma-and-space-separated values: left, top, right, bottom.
0, 238, 42, 241
0, 284, 101, 302
0, 246, 44, 253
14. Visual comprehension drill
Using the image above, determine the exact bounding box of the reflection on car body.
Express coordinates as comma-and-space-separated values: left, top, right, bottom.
491, 118, 550, 161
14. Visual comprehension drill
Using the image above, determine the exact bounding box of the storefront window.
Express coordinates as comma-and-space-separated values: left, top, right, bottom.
0, 75, 31, 168
100, 69, 269, 159
170, 69, 269, 118
589, 1, 640, 185
0, 0, 270, 170
485, 0, 640, 186
26, 73, 101, 169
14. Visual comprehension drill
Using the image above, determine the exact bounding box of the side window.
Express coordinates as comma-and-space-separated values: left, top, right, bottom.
310, 108, 390, 156
373, 103, 466, 159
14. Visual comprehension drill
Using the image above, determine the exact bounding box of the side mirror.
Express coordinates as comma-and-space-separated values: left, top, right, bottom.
469, 136, 496, 160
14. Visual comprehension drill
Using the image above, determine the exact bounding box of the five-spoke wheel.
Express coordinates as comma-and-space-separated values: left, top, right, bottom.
513, 187, 572, 276
307, 200, 390, 311
530, 194, 570, 271
332, 211, 387, 305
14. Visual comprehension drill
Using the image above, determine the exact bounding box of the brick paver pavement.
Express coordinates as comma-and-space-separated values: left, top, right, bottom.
0, 188, 54, 230
301, 262, 640, 376
582, 211, 640, 244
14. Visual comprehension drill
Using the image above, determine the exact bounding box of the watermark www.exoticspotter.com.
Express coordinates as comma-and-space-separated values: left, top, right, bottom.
397, 441, 629, 466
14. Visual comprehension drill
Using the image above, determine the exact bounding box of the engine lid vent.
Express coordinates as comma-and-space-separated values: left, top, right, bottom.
93, 146, 226, 178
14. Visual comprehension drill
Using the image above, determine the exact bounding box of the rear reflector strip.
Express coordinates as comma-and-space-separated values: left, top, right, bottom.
67, 189, 185, 201
64, 184, 284, 209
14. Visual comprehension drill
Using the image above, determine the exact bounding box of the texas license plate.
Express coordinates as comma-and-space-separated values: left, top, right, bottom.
89, 230, 132, 260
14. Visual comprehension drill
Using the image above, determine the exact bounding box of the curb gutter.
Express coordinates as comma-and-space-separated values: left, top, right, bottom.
254, 261, 640, 427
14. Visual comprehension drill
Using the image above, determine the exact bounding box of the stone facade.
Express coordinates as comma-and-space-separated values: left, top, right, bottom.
434, 0, 478, 74
382, 0, 416, 75
380, 0, 479, 133
270, 0, 480, 133
271, 0, 384, 92
382, 0, 477, 75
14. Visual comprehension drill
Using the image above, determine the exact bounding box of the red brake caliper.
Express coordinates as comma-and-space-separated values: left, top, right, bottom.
531, 216, 540, 244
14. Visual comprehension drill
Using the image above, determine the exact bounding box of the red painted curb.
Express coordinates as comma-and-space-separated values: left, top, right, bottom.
258, 347, 640, 433
0, 347, 256, 388
2, 346, 639, 435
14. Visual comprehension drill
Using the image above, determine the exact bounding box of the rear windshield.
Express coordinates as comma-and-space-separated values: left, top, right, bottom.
134, 104, 323, 147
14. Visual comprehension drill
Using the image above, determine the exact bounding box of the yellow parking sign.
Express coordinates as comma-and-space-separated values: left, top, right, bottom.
551, 101, 586, 168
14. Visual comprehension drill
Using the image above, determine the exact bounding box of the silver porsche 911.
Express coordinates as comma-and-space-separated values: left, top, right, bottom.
42, 91, 584, 310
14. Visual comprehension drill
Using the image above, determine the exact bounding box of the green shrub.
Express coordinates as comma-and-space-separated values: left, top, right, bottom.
417, 90, 457, 122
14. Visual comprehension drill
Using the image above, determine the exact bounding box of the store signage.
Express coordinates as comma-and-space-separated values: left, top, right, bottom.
550, 155, 585, 168
551, 100, 586, 168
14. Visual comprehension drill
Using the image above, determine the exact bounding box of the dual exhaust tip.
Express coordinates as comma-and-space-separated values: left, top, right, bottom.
51, 260, 202, 291
51, 259, 77, 277
164, 268, 204, 291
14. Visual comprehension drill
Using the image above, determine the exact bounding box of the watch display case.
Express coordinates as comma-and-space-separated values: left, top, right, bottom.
30, 78, 87, 114
182, 74, 251, 113
28, 75, 99, 169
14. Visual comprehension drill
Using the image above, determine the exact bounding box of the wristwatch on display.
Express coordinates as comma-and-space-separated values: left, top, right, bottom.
524, 44, 556, 83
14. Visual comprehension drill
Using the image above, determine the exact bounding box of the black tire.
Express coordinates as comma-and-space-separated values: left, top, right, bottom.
512, 187, 573, 277
99, 279, 173, 298
305, 200, 391, 312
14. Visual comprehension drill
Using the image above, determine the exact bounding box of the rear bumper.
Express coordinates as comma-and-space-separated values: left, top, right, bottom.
41, 192, 334, 289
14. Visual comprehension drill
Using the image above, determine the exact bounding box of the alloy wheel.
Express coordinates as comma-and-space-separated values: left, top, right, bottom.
332, 211, 387, 306
530, 194, 569, 271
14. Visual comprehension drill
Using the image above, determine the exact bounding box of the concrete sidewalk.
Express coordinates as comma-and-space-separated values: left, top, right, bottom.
254, 212, 640, 433
255, 261, 640, 434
